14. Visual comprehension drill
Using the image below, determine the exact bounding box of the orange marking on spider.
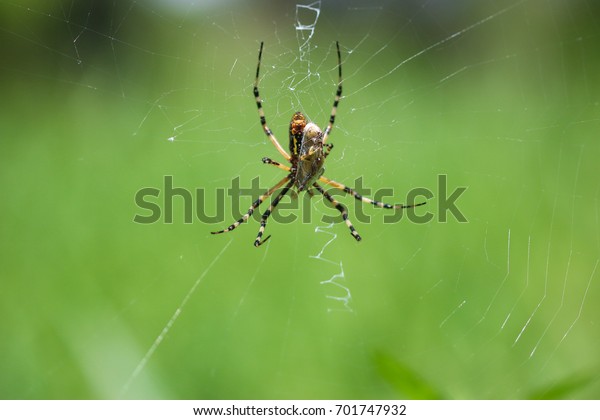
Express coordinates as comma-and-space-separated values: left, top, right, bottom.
212, 41, 425, 246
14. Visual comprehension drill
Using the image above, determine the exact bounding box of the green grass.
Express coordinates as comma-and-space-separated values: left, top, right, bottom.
1, 0, 599, 399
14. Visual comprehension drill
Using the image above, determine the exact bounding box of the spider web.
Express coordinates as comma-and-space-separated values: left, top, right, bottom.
1, 0, 599, 400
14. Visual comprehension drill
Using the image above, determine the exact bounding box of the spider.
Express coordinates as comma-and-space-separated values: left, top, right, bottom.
212, 41, 425, 247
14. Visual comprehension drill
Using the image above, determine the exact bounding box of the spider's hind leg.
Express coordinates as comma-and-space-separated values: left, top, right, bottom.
211, 176, 290, 236
318, 175, 427, 209
254, 179, 294, 247
313, 182, 362, 242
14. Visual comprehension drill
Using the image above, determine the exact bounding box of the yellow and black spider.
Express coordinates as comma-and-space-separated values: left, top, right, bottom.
212, 42, 425, 247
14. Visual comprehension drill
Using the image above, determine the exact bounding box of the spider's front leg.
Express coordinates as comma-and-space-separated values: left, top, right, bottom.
254, 42, 291, 161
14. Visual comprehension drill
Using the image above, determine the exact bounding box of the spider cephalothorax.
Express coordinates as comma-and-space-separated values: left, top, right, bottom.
212, 42, 425, 247
289, 111, 307, 157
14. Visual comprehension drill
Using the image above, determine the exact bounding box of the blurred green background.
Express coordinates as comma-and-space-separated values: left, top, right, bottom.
1, 0, 599, 399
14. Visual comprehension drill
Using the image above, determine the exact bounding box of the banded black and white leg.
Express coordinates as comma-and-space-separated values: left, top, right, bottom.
313, 182, 362, 242
254, 42, 291, 161
262, 157, 291, 172
211, 176, 290, 236
322, 41, 342, 144
319, 175, 426, 210
254, 179, 294, 247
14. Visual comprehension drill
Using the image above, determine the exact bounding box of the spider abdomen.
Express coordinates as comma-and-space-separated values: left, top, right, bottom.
295, 121, 325, 191
212, 41, 423, 247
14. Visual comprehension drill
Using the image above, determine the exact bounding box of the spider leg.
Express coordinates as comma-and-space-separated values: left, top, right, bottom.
319, 175, 426, 209
262, 157, 291, 172
254, 42, 291, 161
211, 176, 290, 235
313, 182, 362, 242
254, 179, 294, 247
323, 143, 334, 158
322, 41, 342, 144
